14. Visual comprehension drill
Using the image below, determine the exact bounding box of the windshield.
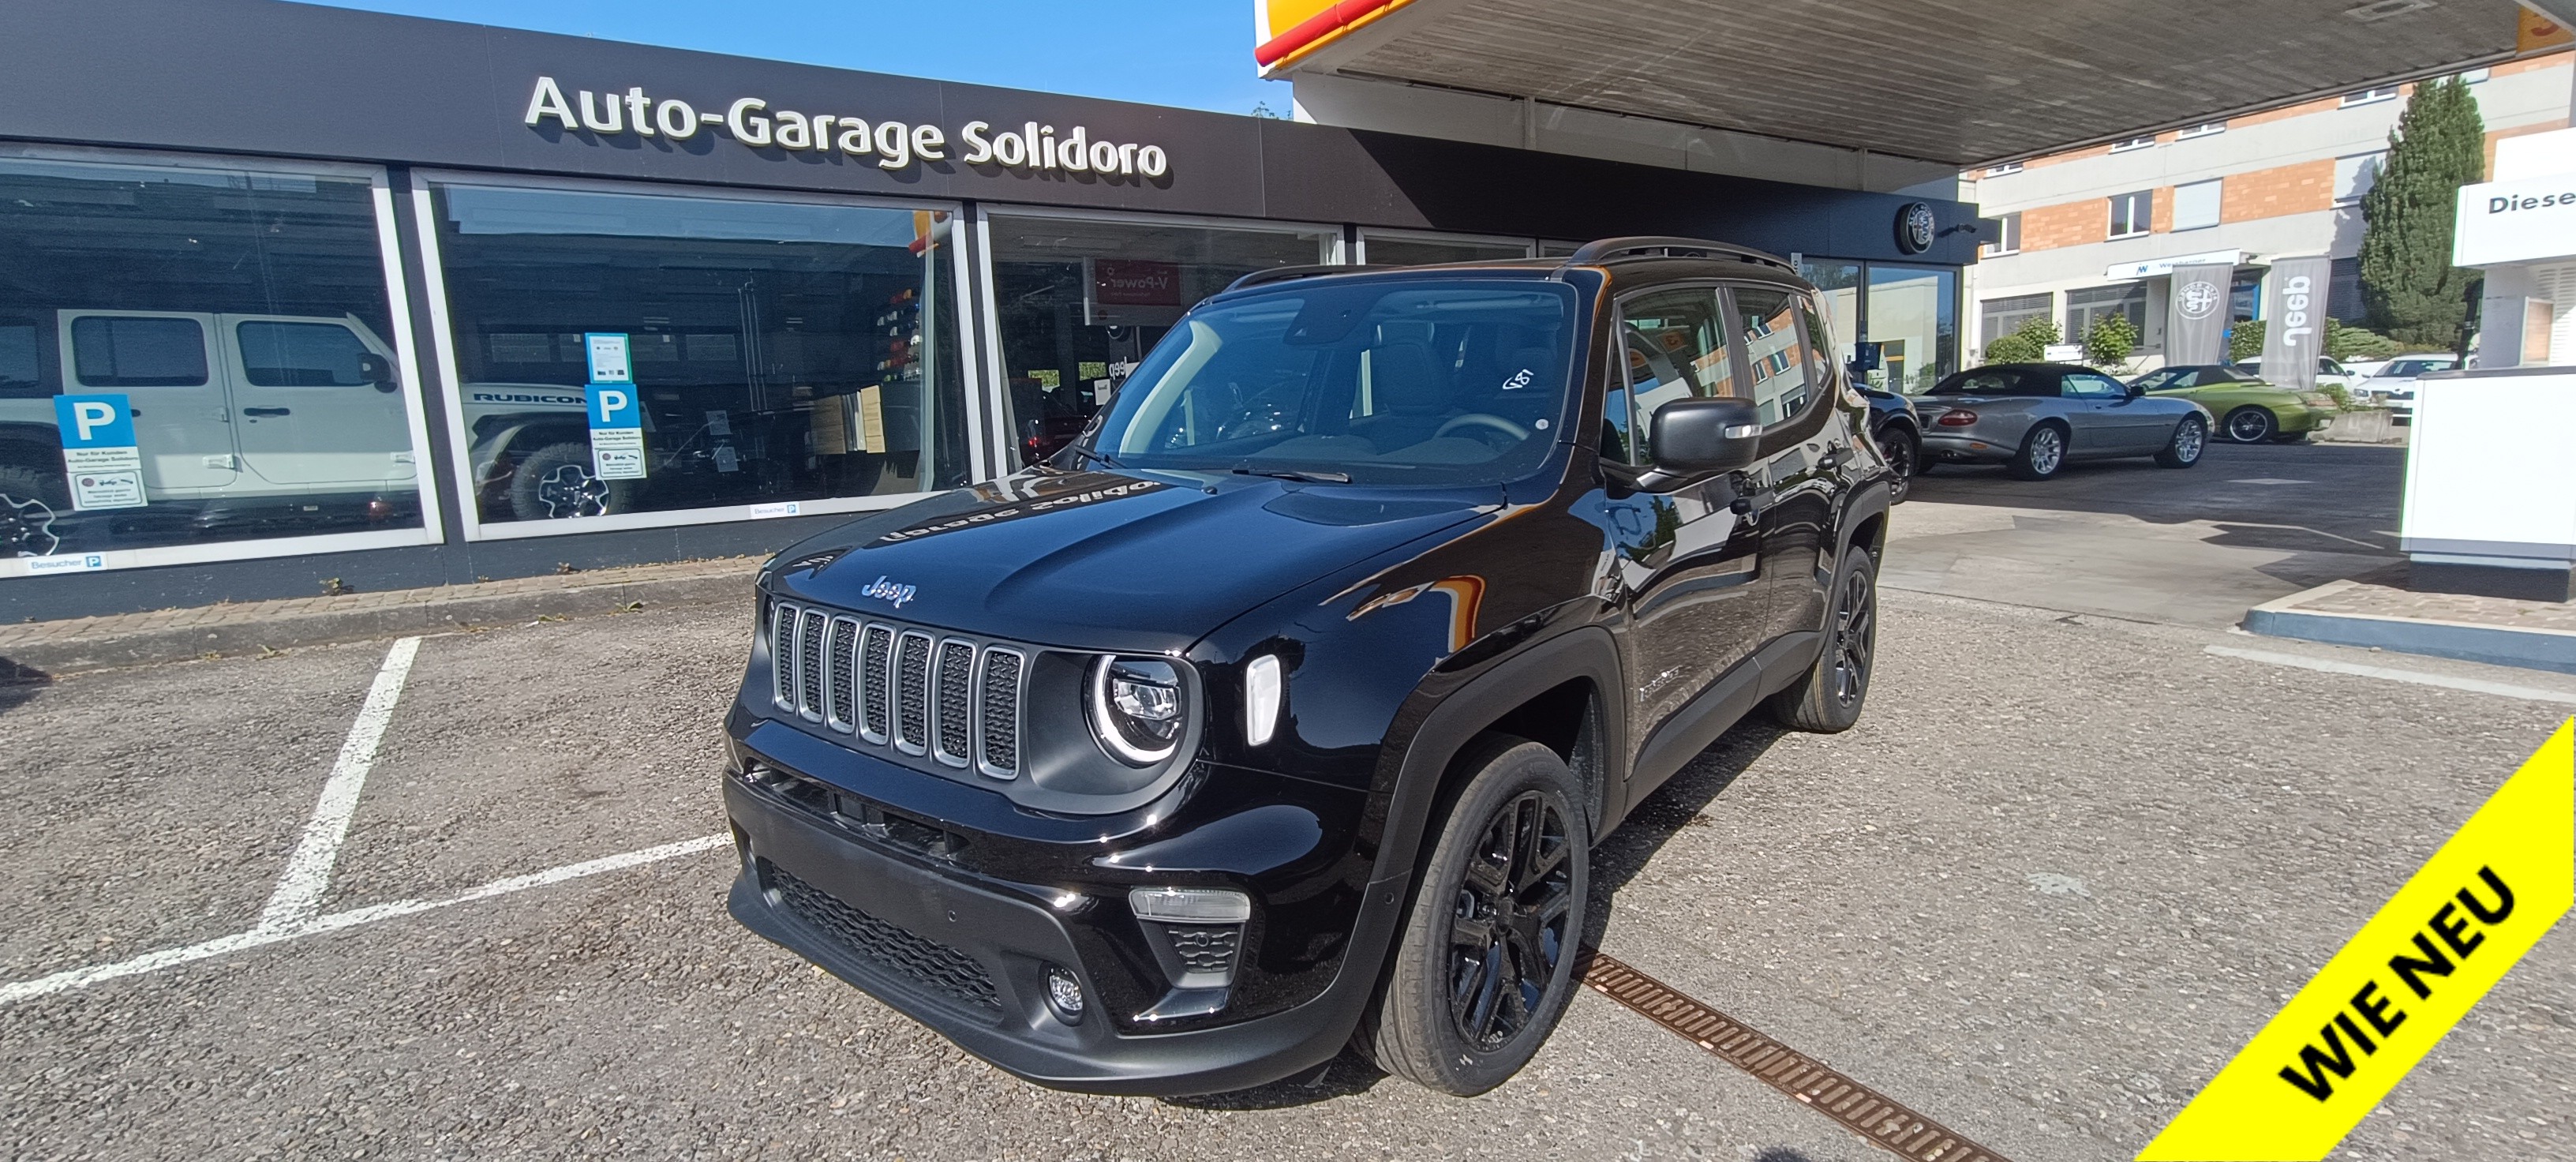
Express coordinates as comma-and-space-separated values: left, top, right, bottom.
2127, 368, 2192, 392
1083, 278, 1578, 485
1926, 368, 2040, 396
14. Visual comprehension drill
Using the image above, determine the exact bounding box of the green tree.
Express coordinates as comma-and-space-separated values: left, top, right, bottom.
1981, 317, 2060, 363
2357, 77, 2484, 347
2083, 315, 2138, 369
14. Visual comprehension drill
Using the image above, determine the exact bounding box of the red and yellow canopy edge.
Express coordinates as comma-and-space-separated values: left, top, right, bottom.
1256, 0, 1418, 69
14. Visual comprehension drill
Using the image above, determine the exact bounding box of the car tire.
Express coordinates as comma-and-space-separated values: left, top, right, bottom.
2221, 407, 2276, 444
1874, 424, 1919, 504
2155, 414, 2208, 469
1765, 544, 1878, 733
1361, 736, 1587, 1097
507, 441, 642, 520
2005, 422, 2067, 481
0, 463, 72, 558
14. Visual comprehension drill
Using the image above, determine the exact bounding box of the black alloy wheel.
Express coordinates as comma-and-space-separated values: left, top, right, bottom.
1765, 543, 1880, 733
1825, 564, 1877, 710
1447, 789, 1575, 1051
2222, 407, 2277, 444
1361, 738, 1589, 1096
1875, 424, 1918, 504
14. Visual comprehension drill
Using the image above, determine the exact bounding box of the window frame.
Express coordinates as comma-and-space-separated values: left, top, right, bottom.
412, 170, 987, 543
2176, 121, 2227, 140
1725, 281, 1826, 433
2171, 178, 2222, 231
2108, 135, 2158, 153
1354, 227, 1537, 265
1983, 211, 2022, 257
968, 201, 1348, 475
1983, 161, 2024, 177
2341, 86, 2401, 107
0, 142, 442, 582
2107, 189, 2155, 238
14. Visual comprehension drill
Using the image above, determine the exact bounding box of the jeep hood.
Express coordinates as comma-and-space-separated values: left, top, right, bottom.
766, 469, 1494, 652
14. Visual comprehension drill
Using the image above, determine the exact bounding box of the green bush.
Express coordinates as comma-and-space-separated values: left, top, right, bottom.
2229, 319, 2264, 362
2083, 315, 2139, 369
1981, 317, 2061, 364
2326, 318, 2404, 362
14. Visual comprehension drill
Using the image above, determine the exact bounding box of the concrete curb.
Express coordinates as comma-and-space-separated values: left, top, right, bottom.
2244, 579, 2576, 676
0, 560, 762, 678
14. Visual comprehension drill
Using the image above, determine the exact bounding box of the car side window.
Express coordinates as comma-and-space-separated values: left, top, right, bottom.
2063, 373, 2125, 399
0, 323, 44, 399
71, 316, 208, 388
238, 321, 374, 387
1613, 287, 1732, 464
1730, 284, 1814, 427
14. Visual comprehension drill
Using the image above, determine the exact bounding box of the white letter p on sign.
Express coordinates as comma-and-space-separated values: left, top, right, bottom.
73, 400, 117, 443
596, 390, 628, 425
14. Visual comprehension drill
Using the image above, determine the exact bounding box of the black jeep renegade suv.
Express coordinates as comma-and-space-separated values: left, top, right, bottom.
722, 238, 1892, 1097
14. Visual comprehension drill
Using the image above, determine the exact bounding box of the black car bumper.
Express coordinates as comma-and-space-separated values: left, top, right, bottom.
722, 765, 1395, 1096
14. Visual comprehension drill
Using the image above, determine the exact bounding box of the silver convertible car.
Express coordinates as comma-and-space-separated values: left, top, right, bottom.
1911, 363, 2212, 480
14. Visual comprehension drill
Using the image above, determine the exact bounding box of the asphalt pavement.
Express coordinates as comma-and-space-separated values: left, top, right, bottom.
1888, 440, 2406, 628
6, 575, 2573, 1160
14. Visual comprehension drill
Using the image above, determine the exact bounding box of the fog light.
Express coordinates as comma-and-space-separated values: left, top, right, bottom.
1045, 965, 1085, 1021
1129, 886, 1252, 924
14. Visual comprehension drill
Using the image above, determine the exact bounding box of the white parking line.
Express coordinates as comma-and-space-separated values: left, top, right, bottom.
257, 636, 420, 932
2206, 644, 2576, 704
0, 834, 727, 1006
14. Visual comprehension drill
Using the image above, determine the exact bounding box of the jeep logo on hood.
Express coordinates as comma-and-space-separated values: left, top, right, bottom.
860, 575, 917, 609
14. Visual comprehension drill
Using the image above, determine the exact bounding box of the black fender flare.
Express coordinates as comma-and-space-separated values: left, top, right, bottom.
1367, 622, 1626, 889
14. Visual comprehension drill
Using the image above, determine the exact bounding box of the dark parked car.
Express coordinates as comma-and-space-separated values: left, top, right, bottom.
1913, 363, 2210, 480
1857, 384, 1920, 501
722, 238, 1893, 1098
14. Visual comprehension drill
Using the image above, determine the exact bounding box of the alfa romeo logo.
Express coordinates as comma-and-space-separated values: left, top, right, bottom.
2178, 279, 2223, 321
1896, 202, 1937, 254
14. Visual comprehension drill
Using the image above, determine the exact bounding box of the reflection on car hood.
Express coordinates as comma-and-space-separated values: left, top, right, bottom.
766, 469, 1493, 651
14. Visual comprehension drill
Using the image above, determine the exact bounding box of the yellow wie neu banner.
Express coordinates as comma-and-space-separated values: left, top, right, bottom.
2139, 718, 2573, 1160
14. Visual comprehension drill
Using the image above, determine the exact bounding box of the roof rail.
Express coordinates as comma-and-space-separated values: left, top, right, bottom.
1223, 264, 1366, 294
1559, 236, 1795, 272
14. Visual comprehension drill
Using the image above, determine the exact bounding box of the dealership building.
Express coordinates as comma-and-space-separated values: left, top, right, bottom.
0, 0, 1981, 620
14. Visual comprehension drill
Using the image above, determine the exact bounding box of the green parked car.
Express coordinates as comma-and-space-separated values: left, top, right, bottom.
2126, 364, 2336, 444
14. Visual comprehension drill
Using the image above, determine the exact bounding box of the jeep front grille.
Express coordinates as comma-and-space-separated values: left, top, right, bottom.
767, 600, 1024, 780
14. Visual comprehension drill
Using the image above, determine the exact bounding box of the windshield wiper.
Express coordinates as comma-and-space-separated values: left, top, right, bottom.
1231, 465, 1351, 484
1065, 445, 1121, 470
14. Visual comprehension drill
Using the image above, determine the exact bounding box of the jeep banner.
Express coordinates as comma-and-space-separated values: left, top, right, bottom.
2260, 257, 2332, 392
2166, 263, 2234, 367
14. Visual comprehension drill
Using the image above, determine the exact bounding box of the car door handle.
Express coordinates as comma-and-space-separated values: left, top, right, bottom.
242, 407, 291, 418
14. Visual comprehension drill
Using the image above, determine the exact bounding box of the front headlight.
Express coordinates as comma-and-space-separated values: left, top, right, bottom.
1091, 655, 1186, 766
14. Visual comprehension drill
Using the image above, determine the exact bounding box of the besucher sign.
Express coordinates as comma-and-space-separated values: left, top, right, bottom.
523, 77, 1171, 178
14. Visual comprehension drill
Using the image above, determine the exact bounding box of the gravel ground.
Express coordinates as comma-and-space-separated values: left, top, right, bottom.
2, 585, 2571, 1160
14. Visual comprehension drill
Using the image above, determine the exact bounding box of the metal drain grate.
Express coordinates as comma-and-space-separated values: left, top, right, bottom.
1578, 950, 2012, 1162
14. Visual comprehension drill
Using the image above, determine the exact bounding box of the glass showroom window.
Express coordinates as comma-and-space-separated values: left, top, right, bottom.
1797, 258, 1863, 369
0, 152, 426, 573
423, 182, 969, 531
1357, 231, 1533, 266
983, 212, 1338, 467
1864, 264, 1959, 395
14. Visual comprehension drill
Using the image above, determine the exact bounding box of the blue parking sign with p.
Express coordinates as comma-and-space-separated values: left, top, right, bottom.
55, 394, 136, 449
586, 384, 639, 430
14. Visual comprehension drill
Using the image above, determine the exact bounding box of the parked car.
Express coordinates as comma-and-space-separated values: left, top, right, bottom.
1912, 363, 2209, 480
2230, 355, 2357, 395
1857, 384, 1920, 502
0, 309, 419, 555
2129, 364, 2335, 443
722, 237, 1895, 1097
2357, 354, 2460, 418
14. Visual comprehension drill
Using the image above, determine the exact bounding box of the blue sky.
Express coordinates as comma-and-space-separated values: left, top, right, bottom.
295, 0, 1292, 116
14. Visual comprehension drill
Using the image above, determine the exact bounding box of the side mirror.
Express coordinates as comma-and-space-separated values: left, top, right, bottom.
1649, 397, 1763, 476
356, 353, 397, 392
2126, 383, 2147, 398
